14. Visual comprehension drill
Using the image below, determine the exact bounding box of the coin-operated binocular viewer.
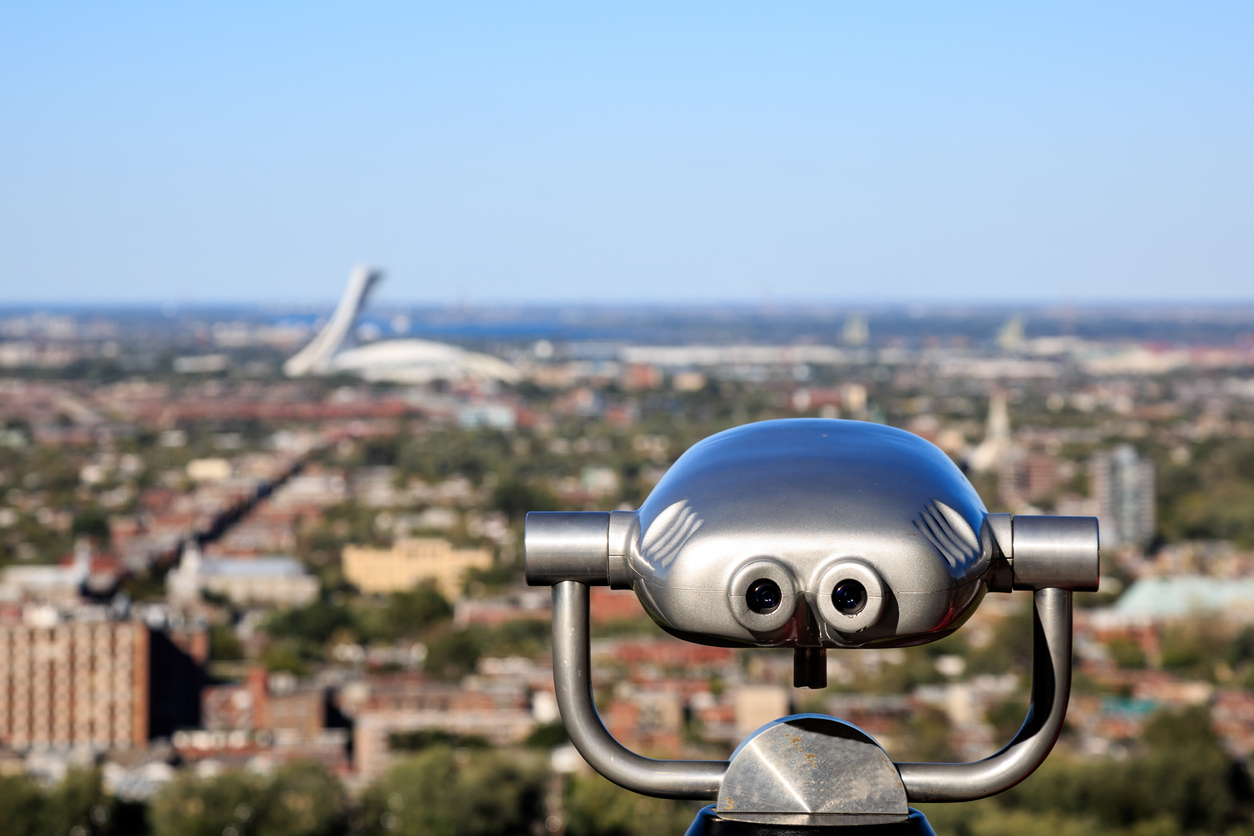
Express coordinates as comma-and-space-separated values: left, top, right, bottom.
526, 419, 1098, 835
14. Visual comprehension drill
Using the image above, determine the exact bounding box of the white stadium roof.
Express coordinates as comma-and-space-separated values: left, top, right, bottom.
283, 266, 518, 384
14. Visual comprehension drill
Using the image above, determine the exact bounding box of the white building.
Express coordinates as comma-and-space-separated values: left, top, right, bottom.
0, 540, 91, 602
167, 541, 318, 607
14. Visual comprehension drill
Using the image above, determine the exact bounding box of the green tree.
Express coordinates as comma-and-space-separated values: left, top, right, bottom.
899, 704, 955, 762
964, 604, 1035, 676
1227, 625, 1254, 668
0, 769, 141, 836
360, 746, 544, 836
1157, 440, 1254, 547
151, 763, 345, 836
381, 583, 453, 639
209, 623, 244, 661
524, 721, 569, 749
985, 696, 1029, 742
564, 773, 699, 836
0, 773, 49, 836
265, 600, 356, 646
1159, 618, 1228, 676
151, 770, 260, 836
423, 629, 485, 681
72, 509, 112, 545
47, 768, 127, 836
253, 762, 347, 836
1105, 637, 1147, 669
490, 479, 558, 524
261, 639, 314, 675
968, 706, 1252, 835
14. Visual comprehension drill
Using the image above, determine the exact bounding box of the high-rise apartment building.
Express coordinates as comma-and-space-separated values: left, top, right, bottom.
1091, 444, 1156, 549
0, 621, 149, 750
0, 617, 202, 751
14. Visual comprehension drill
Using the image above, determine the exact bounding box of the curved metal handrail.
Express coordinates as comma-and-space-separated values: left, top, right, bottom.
551, 581, 728, 799
895, 587, 1073, 802
550, 581, 1072, 804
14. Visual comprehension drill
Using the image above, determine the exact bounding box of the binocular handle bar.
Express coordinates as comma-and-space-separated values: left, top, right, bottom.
550, 581, 1073, 803
552, 580, 728, 799
896, 587, 1073, 802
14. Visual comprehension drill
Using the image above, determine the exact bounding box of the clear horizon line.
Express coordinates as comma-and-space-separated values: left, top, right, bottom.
3, 297, 1254, 310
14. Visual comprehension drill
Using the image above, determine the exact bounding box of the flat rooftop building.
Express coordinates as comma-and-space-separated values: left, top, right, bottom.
168, 541, 319, 607
343, 538, 493, 601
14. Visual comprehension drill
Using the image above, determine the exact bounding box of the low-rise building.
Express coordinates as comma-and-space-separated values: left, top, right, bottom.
342, 537, 493, 600
1099, 576, 1254, 624
340, 674, 535, 778
203, 668, 324, 736
185, 667, 349, 773
167, 541, 318, 607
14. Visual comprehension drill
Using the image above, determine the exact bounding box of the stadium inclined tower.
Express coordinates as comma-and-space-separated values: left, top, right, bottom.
283, 266, 520, 384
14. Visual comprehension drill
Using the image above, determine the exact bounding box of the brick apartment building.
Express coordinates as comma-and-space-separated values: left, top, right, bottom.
0, 620, 201, 751
203, 667, 327, 740
343, 674, 536, 778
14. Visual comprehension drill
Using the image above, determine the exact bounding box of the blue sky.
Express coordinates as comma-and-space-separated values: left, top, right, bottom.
1, 3, 1251, 304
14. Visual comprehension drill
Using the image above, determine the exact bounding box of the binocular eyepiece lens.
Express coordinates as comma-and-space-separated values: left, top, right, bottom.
745, 579, 782, 614
832, 580, 868, 615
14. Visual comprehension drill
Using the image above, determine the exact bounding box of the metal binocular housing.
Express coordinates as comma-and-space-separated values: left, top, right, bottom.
525, 419, 1099, 828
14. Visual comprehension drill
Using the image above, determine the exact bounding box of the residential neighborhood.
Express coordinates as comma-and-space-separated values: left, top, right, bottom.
1, 304, 1254, 834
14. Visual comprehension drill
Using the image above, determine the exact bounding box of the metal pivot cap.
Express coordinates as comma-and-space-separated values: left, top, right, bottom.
716, 715, 908, 827
524, 512, 610, 585
1011, 515, 1100, 591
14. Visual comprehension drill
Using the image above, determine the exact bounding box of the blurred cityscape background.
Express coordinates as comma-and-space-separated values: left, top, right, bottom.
0, 289, 1253, 835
